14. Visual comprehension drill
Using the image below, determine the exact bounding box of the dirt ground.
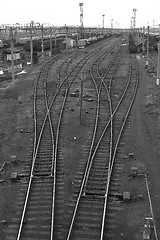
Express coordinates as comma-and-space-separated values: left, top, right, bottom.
115, 52, 160, 239
131, 54, 160, 238
0, 43, 160, 240
0, 63, 41, 239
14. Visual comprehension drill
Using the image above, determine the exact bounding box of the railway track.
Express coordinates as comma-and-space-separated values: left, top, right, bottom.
5, 37, 140, 240
62, 52, 139, 240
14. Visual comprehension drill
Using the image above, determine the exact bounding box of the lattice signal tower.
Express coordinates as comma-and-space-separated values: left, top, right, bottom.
133, 8, 137, 29
79, 3, 84, 27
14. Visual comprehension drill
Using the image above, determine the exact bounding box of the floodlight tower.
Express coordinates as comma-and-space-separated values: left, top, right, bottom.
130, 17, 133, 29
79, 3, 84, 28
130, 17, 134, 30
133, 8, 137, 30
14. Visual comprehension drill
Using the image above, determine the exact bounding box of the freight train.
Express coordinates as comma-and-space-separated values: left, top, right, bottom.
22, 33, 114, 51
0, 32, 118, 55
23, 36, 66, 52
128, 34, 137, 53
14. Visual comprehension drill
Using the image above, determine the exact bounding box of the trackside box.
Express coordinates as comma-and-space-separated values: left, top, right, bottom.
77, 39, 87, 48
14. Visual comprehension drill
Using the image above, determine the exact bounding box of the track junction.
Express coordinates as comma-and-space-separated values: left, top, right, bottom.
5, 34, 158, 240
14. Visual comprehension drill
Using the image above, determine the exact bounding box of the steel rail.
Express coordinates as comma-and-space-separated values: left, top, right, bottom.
100, 55, 139, 239
50, 46, 111, 240
49, 44, 115, 240
16, 38, 119, 240
53, 45, 112, 162
16, 55, 72, 240
66, 50, 135, 239
44, 75, 56, 240
89, 42, 120, 154
100, 54, 133, 238
33, 59, 56, 159
83, 46, 122, 194
44, 53, 83, 239
16, 55, 67, 240
86, 41, 117, 156
66, 43, 123, 240
16, 49, 102, 240
34, 55, 77, 146
46, 40, 116, 118
16, 58, 56, 240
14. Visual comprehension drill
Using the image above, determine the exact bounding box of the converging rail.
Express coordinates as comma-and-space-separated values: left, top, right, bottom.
63, 51, 140, 239
5, 37, 135, 240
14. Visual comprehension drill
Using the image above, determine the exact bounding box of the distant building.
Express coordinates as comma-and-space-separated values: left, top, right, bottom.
2, 47, 22, 72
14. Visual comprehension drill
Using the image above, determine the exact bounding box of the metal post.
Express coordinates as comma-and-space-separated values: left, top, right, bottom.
111, 19, 113, 29
65, 24, 68, 50
142, 26, 145, 55
146, 26, 149, 68
30, 22, 33, 66
41, 24, 44, 59
111, 19, 113, 34
156, 24, 160, 85
10, 27, 15, 81
76, 28, 79, 45
49, 27, 52, 57
153, 20, 155, 33
102, 14, 105, 35
55, 32, 57, 48
80, 71, 85, 124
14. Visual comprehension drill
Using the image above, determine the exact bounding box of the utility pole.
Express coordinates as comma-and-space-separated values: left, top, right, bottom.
30, 21, 33, 66
146, 26, 149, 68
111, 19, 113, 34
111, 19, 113, 29
55, 32, 57, 48
49, 27, 52, 57
80, 70, 85, 124
65, 24, 68, 50
142, 26, 145, 55
156, 24, 160, 85
10, 27, 15, 81
76, 27, 79, 44
153, 20, 155, 34
102, 14, 105, 35
41, 24, 44, 59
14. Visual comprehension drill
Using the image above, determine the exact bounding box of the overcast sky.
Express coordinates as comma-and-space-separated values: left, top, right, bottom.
0, 0, 160, 28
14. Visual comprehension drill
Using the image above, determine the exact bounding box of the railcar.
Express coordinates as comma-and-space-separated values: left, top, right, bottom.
128, 33, 137, 53
128, 40, 137, 53
23, 36, 65, 52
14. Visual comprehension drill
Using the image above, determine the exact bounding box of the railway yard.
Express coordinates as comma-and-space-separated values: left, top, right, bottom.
0, 32, 160, 240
